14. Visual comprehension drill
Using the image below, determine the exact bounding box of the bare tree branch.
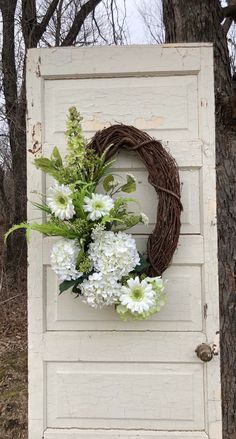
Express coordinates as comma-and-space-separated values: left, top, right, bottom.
55, 0, 64, 45
61, 0, 102, 46
34, 0, 60, 44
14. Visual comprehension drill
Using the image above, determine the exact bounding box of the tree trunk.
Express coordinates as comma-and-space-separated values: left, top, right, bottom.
163, 1, 236, 438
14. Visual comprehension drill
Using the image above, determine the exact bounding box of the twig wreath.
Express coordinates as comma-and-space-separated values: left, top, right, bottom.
6, 108, 182, 321
88, 125, 182, 276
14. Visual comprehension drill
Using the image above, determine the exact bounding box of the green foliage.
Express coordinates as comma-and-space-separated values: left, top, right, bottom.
77, 254, 92, 274
31, 201, 51, 214
120, 174, 136, 193
113, 197, 138, 210
103, 174, 115, 192
113, 214, 140, 231
5, 218, 91, 241
59, 271, 92, 295
4, 223, 32, 242
135, 253, 150, 273
59, 279, 78, 294
50, 146, 63, 167
116, 303, 161, 321
34, 108, 114, 190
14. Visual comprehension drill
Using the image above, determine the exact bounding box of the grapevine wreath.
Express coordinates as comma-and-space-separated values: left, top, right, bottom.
6, 107, 182, 321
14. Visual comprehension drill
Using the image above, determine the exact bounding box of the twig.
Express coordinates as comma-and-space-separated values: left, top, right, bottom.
0, 293, 24, 305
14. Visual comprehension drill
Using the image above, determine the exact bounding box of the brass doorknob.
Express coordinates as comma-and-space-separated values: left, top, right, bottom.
195, 343, 214, 362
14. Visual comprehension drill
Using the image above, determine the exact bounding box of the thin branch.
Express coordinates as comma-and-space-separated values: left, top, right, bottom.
92, 7, 108, 44
55, 0, 64, 45
0, 293, 24, 305
61, 0, 102, 46
34, 0, 60, 44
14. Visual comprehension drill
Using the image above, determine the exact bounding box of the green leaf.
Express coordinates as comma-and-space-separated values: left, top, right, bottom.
135, 253, 150, 273
34, 157, 53, 172
31, 201, 51, 214
34, 157, 63, 181
112, 214, 140, 231
51, 146, 63, 167
4, 223, 30, 242
103, 174, 114, 192
5, 220, 82, 241
31, 221, 79, 238
59, 279, 77, 294
114, 197, 137, 210
120, 175, 136, 193
76, 248, 85, 266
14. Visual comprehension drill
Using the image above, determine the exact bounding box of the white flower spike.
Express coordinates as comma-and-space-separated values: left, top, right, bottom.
47, 183, 75, 220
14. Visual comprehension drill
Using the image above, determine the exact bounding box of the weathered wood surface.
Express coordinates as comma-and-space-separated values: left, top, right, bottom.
27, 45, 221, 438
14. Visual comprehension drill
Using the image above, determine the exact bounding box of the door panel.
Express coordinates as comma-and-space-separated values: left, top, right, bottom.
47, 362, 204, 430
27, 45, 221, 439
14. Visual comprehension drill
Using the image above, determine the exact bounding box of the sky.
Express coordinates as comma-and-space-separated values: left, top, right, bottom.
124, 0, 145, 43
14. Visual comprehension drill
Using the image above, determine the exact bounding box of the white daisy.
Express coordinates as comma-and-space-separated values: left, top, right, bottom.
47, 183, 75, 220
51, 239, 82, 281
81, 272, 120, 308
119, 276, 155, 314
83, 193, 114, 221
140, 212, 149, 226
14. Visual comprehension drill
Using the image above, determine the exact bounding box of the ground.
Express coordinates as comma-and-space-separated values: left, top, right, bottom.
0, 264, 27, 438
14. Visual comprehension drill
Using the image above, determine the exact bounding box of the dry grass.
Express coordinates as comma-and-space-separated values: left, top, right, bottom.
0, 262, 27, 439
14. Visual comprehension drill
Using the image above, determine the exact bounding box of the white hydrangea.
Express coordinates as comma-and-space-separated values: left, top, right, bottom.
51, 239, 82, 281
47, 183, 75, 220
81, 272, 121, 308
88, 231, 140, 280
83, 193, 114, 221
91, 223, 105, 240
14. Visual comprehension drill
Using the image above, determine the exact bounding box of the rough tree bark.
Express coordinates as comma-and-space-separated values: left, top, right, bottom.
163, 1, 236, 438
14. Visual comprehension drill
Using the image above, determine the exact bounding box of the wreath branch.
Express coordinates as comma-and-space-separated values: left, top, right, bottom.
88, 124, 182, 276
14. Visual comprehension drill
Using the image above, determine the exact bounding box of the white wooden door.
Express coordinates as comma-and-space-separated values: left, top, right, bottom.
27, 45, 221, 439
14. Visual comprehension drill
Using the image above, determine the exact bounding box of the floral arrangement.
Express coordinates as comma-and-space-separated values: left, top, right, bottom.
6, 107, 166, 321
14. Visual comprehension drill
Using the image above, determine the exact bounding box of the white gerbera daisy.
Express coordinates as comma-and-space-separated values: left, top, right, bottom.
51, 239, 82, 281
81, 272, 120, 308
83, 193, 114, 221
140, 212, 149, 226
119, 276, 155, 314
47, 183, 75, 220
